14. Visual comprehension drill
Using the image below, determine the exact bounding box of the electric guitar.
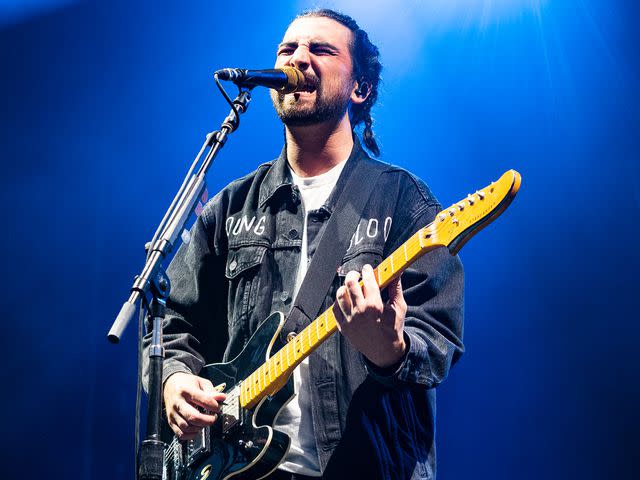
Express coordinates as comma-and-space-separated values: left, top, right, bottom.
162, 169, 522, 480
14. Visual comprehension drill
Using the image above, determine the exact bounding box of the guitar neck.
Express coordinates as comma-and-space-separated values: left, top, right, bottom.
238, 169, 521, 409
239, 227, 436, 409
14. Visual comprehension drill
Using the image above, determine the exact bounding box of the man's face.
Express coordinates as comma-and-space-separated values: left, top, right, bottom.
271, 16, 356, 127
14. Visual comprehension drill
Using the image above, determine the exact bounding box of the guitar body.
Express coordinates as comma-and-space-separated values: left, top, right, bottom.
164, 312, 293, 480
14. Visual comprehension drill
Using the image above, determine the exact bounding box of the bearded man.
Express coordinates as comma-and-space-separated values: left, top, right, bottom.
148, 9, 464, 480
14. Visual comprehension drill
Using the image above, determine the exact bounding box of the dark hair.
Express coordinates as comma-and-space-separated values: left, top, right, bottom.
295, 9, 382, 157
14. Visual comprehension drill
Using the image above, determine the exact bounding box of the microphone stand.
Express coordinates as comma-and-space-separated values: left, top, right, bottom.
107, 86, 252, 480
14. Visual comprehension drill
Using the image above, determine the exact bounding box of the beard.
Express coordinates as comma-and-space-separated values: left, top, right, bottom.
271, 75, 352, 127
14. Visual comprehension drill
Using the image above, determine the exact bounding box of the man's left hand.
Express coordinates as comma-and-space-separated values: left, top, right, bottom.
333, 264, 408, 369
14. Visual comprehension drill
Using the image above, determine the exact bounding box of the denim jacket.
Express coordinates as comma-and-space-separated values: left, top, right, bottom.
148, 138, 464, 479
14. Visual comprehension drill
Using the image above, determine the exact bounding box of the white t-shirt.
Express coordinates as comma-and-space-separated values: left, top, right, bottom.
274, 159, 347, 476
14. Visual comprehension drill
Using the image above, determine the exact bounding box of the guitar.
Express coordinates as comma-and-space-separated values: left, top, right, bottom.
162, 170, 522, 480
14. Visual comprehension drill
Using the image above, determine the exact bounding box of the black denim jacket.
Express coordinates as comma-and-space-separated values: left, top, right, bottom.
147, 138, 464, 479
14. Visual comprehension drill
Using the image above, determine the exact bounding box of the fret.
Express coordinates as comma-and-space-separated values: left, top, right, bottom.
326, 311, 335, 334
253, 370, 259, 394
273, 353, 280, 375
413, 235, 421, 257
259, 366, 266, 390
377, 259, 389, 286
373, 266, 380, 286
307, 325, 312, 349
294, 337, 301, 360
389, 252, 395, 273
417, 229, 424, 248
403, 242, 408, 262
315, 317, 320, 339
250, 373, 257, 398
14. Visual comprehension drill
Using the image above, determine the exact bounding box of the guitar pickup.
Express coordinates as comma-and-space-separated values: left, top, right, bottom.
220, 385, 241, 434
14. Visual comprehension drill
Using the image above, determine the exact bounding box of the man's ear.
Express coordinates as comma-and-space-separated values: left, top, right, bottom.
351, 81, 370, 104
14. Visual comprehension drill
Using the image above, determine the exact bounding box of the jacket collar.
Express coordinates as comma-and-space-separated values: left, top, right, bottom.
258, 134, 371, 209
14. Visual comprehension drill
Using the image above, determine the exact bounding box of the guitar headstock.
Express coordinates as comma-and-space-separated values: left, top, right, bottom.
421, 169, 521, 255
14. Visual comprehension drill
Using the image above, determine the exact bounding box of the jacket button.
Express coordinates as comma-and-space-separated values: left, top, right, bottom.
229, 259, 237, 272
280, 291, 290, 303
288, 228, 299, 239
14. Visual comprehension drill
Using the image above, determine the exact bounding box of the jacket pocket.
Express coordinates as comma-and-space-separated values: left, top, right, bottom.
225, 245, 267, 328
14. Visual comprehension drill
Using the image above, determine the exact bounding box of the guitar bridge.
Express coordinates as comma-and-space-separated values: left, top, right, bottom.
185, 424, 210, 467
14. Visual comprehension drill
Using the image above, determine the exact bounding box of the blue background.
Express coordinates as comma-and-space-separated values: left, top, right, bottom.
1, 0, 638, 478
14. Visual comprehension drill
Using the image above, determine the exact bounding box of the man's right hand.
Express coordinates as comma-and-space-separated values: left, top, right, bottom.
163, 372, 227, 441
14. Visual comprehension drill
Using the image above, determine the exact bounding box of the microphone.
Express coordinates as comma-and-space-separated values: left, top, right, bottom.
214, 67, 304, 94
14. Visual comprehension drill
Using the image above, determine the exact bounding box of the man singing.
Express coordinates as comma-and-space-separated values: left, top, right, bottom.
148, 9, 464, 480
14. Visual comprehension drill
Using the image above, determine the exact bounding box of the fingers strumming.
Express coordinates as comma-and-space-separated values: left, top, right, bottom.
178, 400, 219, 427
187, 387, 226, 411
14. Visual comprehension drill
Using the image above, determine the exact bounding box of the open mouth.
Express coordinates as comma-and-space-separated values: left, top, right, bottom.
299, 86, 316, 93
298, 77, 319, 93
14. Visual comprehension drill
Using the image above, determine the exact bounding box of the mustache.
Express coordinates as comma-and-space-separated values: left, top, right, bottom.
300, 73, 320, 90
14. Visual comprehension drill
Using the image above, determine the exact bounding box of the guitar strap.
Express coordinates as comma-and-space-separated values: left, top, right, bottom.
281, 152, 388, 340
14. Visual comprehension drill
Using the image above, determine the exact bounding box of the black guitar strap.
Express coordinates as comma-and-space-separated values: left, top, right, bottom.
282, 150, 388, 340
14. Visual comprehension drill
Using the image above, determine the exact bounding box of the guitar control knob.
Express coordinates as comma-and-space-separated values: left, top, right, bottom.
244, 440, 254, 450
